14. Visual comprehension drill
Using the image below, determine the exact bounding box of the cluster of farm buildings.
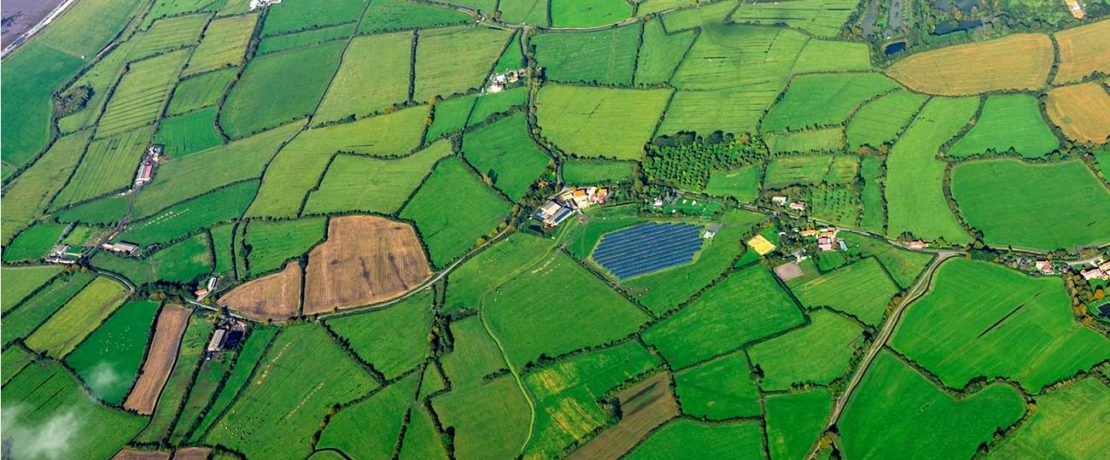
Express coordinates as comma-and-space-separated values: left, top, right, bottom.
485, 68, 524, 93
206, 317, 247, 358
1079, 260, 1110, 281
534, 186, 609, 227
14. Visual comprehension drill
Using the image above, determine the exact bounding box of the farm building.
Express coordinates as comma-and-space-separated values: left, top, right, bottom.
101, 241, 139, 255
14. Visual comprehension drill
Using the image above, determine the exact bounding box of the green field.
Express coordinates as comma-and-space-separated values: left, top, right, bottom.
764, 154, 836, 188
643, 265, 805, 368
25, 277, 129, 357
2, 272, 96, 347
499, 0, 548, 24
97, 49, 191, 137
948, 94, 1060, 158
243, 217, 325, 277
167, 68, 237, 115
444, 233, 554, 313
704, 164, 762, 202
536, 84, 672, 160
208, 324, 378, 459
314, 31, 412, 123
635, 18, 697, 85
3, 223, 65, 263
261, 0, 367, 36
749, 310, 862, 389
550, 0, 631, 27
1, 266, 62, 312
220, 43, 343, 138
626, 419, 766, 459
155, 107, 223, 157
846, 90, 929, 150
765, 128, 846, 154
64, 300, 159, 404
399, 157, 511, 267
789, 257, 900, 326
304, 140, 452, 215
325, 290, 433, 378
793, 39, 873, 73
988, 378, 1110, 459
54, 127, 154, 209
2, 131, 91, 244
660, 0, 736, 30
93, 232, 214, 285
673, 350, 762, 419
485, 252, 650, 367
859, 156, 884, 232
189, 326, 278, 443
733, 0, 859, 36
432, 375, 531, 460
461, 113, 550, 200
413, 26, 511, 101
839, 351, 1025, 459
169, 343, 236, 444
839, 233, 932, 289
765, 388, 834, 460
951, 159, 1110, 251
257, 24, 354, 55
185, 14, 257, 76
428, 94, 478, 139
136, 311, 213, 443
885, 97, 976, 243
762, 73, 899, 132
318, 373, 418, 458
118, 180, 258, 246
470, 86, 528, 123
563, 158, 637, 185
532, 25, 638, 85
360, 0, 470, 32
892, 258, 1110, 392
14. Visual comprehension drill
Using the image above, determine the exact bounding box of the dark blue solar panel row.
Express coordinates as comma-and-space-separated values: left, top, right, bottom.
592, 222, 704, 280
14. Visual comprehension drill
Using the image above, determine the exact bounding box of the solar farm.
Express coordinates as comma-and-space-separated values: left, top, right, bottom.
591, 223, 705, 280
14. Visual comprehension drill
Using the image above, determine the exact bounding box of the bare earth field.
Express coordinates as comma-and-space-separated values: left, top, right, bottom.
886, 34, 1052, 95
304, 215, 432, 315
218, 261, 303, 321
567, 372, 679, 460
124, 305, 191, 415
1, 0, 65, 48
1046, 82, 1110, 144
171, 447, 211, 460
111, 450, 170, 460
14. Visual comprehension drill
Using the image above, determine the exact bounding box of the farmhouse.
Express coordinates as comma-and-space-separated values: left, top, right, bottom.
1035, 261, 1055, 275
789, 201, 807, 211
249, 0, 282, 10
1080, 261, 1110, 280
101, 241, 139, 255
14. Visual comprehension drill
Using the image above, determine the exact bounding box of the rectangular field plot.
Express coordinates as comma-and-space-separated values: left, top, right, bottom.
2, 131, 90, 243
317, 374, 417, 458
167, 68, 237, 115
97, 49, 190, 138
891, 258, 1110, 392
635, 18, 696, 85
25, 276, 129, 357
3, 223, 62, 263
53, 127, 153, 209
304, 140, 452, 215
748, 310, 862, 390
432, 376, 531, 460
765, 388, 833, 460
359, 0, 471, 32
536, 84, 672, 160
243, 217, 325, 277
886, 33, 1053, 96
413, 26, 511, 101
128, 14, 208, 58
314, 31, 412, 123
839, 233, 932, 289
532, 25, 638, 85
948, 94, 1059, 158
550, 0, 631, 27
789, 257, 899, 325
256, 23, 354, 55
793, 39, 872, 73
64, 300, 158, 405
765, 128, 845, 154
154, 107, 223, 157
988, 378, 1110, 459
461, 113, 550, 201
1, 266, 62, 312
1045, 82, 1110, 145
563, 158, 636, 185
761, 73, 899, 132
625, 419, 766, 459
184, 14, 257, 76
673, 350, 761, 419
118, 180, 258, 246
764, 154, 834, 188
323, 290, 433, 379
1052, 19, 1110, 84
732, 0, 859, 36
846, 90, 928, 150
591, 222, 705, 280
2, 272, 96, 348
260, 0, 367, 36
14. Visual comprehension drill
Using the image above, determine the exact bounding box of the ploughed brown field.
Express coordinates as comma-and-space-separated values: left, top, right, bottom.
218, 261, 302, 321
124, 305, 191, 415
111, 449, 170, 460
1053, 19, 1110, 84
567, 372, 679, 460
303, 215, 432, 315
171, 447, 211, 460
1046, 82, 1110, 144
886, 33, 1052, 95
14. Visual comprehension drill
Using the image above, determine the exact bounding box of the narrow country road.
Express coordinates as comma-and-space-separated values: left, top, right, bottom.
806, 250, 961, 459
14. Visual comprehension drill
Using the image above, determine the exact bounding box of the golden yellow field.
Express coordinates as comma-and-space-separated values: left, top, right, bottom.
218, 261, 302, 321
1046, 82, 1110, 144
1053, 20, 1110, 84
887, 34, 1053, 95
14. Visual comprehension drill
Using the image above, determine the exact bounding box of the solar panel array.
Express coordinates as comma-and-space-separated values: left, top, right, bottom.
592, 222, 705, 280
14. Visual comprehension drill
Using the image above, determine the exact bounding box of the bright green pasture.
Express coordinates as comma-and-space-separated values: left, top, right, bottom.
325, 290, 433, 379
839, 233, 932, 289
414, 26, 511, 101
471, 86, 528, 124
636, 18, 697, 85
499, 0, 548, 24
988, 378, 1110, 459
136, 312, 213, 443
25, 277, 128, 358
64, 300, 159, 404
949, 94, 1059, 158
766, 128, 845, 154
2, 130, 90, 245
765, 388, 834, 460
257, 24, 354, 55
789, 257, 900, 326
626, 419, 766, 460
208, 324, 379, 459
461, 113, 550, 200
532, 25, 638, 85
563, 159, 637, 185
2, 359, 147, 459
846, 90, 929, 150
445, 233, 554, 313
441, 316, 506, 386
132, 121, 303, 219
749, 310, 862, 389
523, 343, 660, 457
804, 186, 859, 226
54, 127, 154, 209
247, 106, 427, 218
261, 0, 367, 36
643, 265, 805, 368
3, 223, 66, 263
762, 73, 899, 132
185, 14, 257, 76
93, 233, 213, 285
536, 84, 672, 160
2, 272, 96, 347
244, 217, 325, 277
951, 159, 1110, 251
119, 180, 258, 246
892, 258, 1110, 392
485, 252, 650, 368
428, 95, 477, 139
190, 326, 278, 443
167, 69, 237, 115
98, 49, 191, 138
155, 107, 223, 157
733, 0, 858, 36
1, 347, 34, 385
170, 341, 236, 444
400, 157, 511, 267
360, 0, 470, 32
210, 224, 235, 273
315, 31, 412, 123
1, 266, 62, 312
859, 156, 884, 232
705, 164, 762, 202
839, 351, 1025, 459
304, 140, 452, 215
563, 204, 642, 260
432, 376, 531, 460
625, 210, 765, 314
793, 39, 873, 73
661, 0, 736, 30
885, 97, 976, 243
319, 374, 418, 458
220, 43, 343, 138
764, 154, 834, 188
400, 406, 449, 459
549, 0, 631, 27
673, 350, 762, 419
